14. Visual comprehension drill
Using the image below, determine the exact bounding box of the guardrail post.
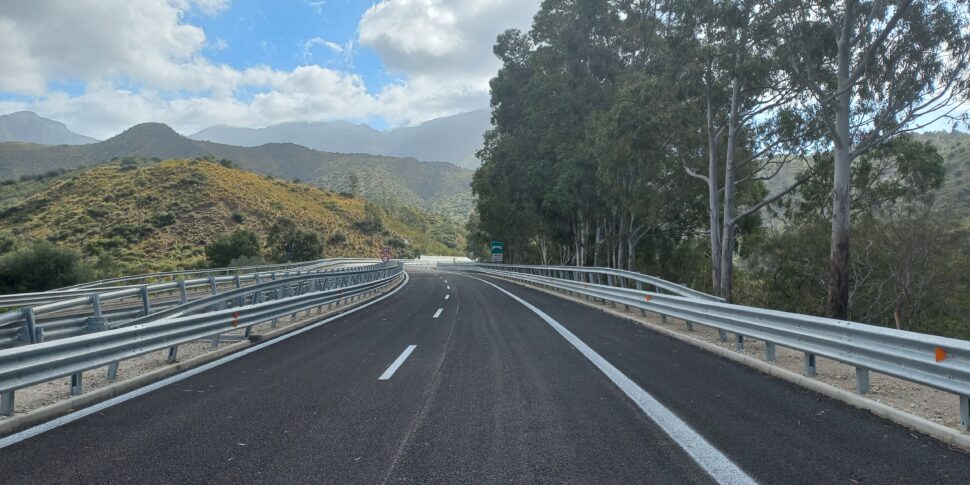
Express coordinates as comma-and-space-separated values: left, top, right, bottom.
234, 275, 243, 307
167, 346, 178, 363
804, 353, 817, 377
22, 307, 41, 344
84, 293, 108, 331
178, 279, 188, 304
70, 371, 83, 395
106, 361, 119, 381
718, 329, 728, 342
961, 395, 969, 431
140, 285, 152, 316
765, 342, 776, 362
736, 334, 744, 351
855, 367, 869, 394
0, 390, 13, 415
684, 320, 692, 331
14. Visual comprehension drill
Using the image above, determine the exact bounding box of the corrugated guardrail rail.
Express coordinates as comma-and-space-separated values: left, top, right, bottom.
0, 261, 403, 415
443, 263, 970, 431
0, 259, 377, 347
0, 258, 376, 308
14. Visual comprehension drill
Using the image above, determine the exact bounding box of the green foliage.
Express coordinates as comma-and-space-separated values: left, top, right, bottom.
355, 202, 385, 234
267, 218, 324, 263
205, 229, 262, 267
0, 241, 95, 292
151, 211, 176, 228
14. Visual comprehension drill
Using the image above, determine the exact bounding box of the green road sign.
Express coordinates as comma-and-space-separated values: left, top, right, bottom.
490, 241, 504, 262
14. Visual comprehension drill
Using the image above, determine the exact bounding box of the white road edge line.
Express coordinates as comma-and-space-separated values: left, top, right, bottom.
0, 272, 412, 450
462, 274, 757, 485
432, 308, 443, 318
378, 345, 417, 380
445, 295, 450, 300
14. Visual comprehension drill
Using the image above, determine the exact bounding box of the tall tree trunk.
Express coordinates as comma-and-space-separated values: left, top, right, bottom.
706, 79, 723, 296
593, 222, 603, 267
719, 71, 741, 303
827, 7, 854, 320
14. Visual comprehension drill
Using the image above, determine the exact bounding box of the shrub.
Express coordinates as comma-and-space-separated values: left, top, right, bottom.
327, 232, 347, 245
228, 254, 265, 267
354, 202, 385, 233
0, 241, 95, 292
231, 213, 245, 223
267, 218, 324, 262
151, 211, 176, 227
119, 157, 139, 171
205, 229, 262, 267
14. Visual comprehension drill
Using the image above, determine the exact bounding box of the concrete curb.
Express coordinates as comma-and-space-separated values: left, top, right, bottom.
490, 275, 970, 453
0, 278, 403, 438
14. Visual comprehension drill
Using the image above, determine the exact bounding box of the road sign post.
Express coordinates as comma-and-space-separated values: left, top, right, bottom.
490, 241, 504, 263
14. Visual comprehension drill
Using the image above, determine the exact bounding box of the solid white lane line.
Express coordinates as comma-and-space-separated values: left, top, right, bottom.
445, 295, 450, 300
0, 273, 412, 450
432, 308, 443, 318
378, 345, 417, 380
465, 275, 757, 485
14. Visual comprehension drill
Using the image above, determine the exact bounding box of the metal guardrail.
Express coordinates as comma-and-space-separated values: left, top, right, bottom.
0, 261, 379, 348
0, 262, 404, 415
57, 257, 370, 289
0, 258, 376, 308
449, 264, 970, 431
457, 263, 723, 301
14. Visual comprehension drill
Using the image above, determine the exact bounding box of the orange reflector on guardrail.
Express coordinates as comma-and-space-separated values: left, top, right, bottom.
644, 295, 652, 302
935, 347, 947, 362
232, 311, 240, 328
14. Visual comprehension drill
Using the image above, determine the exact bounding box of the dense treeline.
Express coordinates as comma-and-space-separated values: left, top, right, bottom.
471, 0, 970, 337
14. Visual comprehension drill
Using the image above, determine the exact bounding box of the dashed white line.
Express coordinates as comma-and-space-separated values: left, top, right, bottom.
432, 308, 443, 318
445, 295, 450, 300
0, 272, 412, 450
464, 274, 757, 485
378, 345, 417, 380
446, 285, 451, 290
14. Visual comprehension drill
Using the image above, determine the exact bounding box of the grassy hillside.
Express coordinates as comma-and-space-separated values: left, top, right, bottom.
913, 131, 970, 223
760, 131, 970, 224
0, 158, 461, 273
0, 123, 475, 222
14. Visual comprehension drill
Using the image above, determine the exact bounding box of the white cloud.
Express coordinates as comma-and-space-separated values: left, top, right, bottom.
359, 0, 538, 77
357, 0, 539, 124
0, 0, 540, 138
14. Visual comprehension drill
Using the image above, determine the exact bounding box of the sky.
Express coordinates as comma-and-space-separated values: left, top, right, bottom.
0, 0, 541, 139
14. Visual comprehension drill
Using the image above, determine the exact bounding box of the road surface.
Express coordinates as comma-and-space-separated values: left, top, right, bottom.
0, 269, 967, 483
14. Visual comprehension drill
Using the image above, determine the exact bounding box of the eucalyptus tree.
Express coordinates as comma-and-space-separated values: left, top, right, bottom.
668, 0, 815, 301
779, 0, 970, 318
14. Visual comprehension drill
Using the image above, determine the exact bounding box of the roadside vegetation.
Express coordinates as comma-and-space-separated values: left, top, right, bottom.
471, 1, 970, 339
0, 157, 461, 288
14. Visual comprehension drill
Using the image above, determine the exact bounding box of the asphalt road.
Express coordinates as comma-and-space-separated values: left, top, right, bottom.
0, 269, 968, 484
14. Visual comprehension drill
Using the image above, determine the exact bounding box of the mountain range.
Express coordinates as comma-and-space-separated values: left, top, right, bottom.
0, 122, 474, 221
190, 109, 491, 169
0, 111, 97, 145
0, 110, 491, 169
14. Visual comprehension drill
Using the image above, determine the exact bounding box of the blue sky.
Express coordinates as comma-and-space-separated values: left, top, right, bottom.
184, 0, 396, 91
0, 0, 539, 138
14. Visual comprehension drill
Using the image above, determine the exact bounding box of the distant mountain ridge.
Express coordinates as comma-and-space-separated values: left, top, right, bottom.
0, 123, 474, 221
190, 110, 491, 169
0, 111, 97, 145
